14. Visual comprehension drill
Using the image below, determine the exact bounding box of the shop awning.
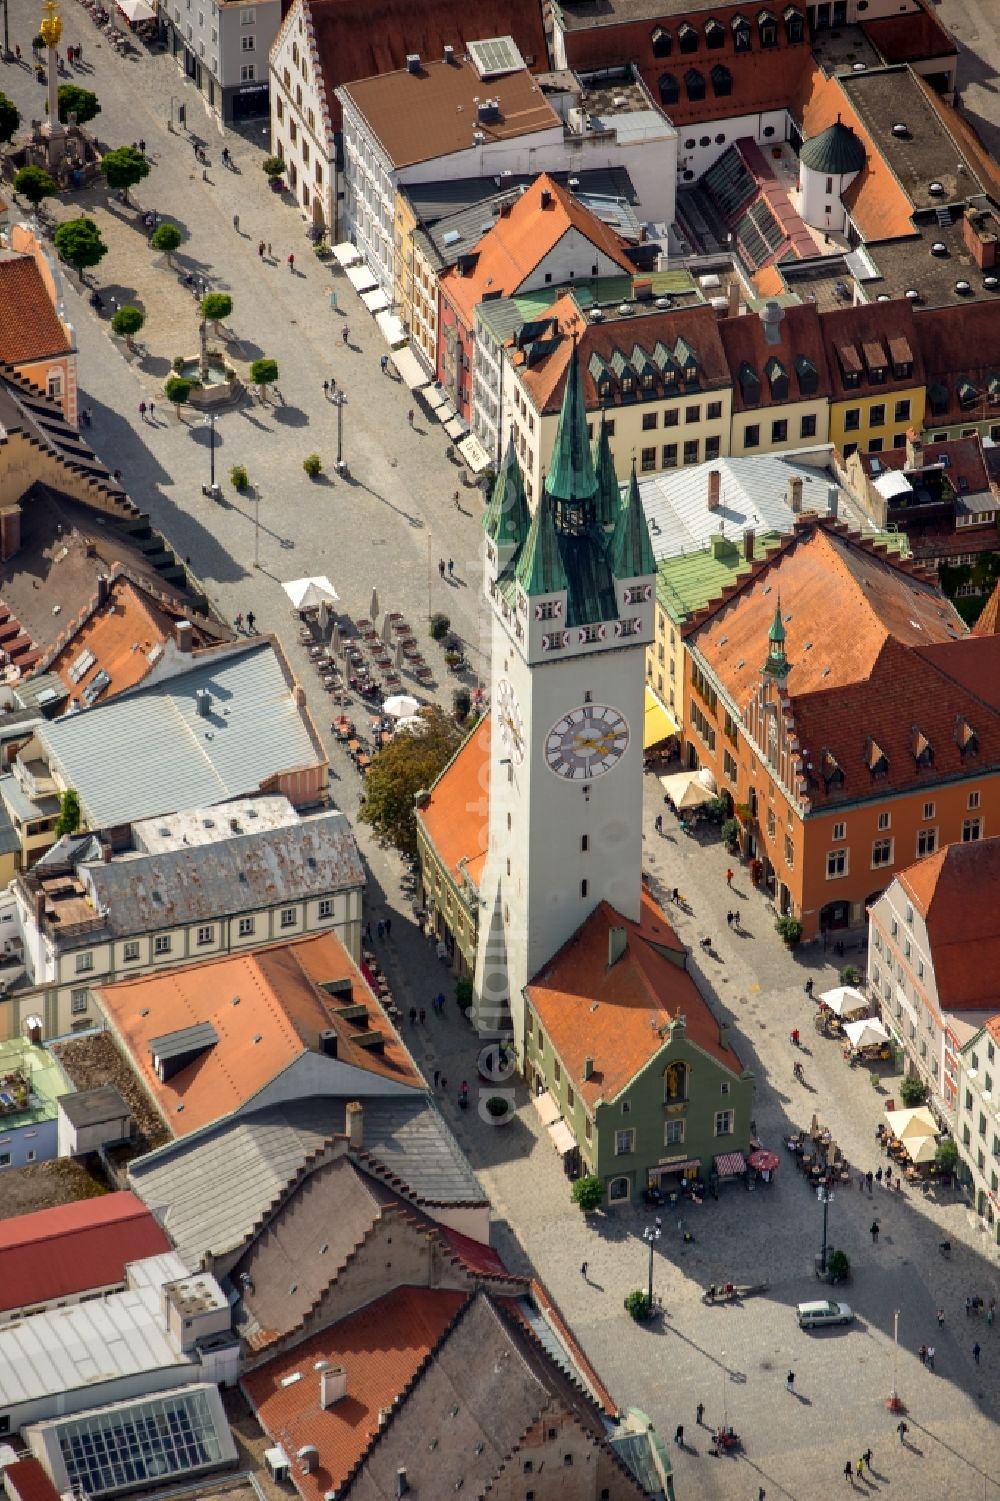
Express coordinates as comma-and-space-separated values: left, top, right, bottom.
443, 415, 467, 441
644, 687, 679, 749
457, 432, 492, 474
436, 402, 458, 426
392, 344, 431, 391
652, 1157, 701, 1176
531, 1090, 561, 1128
360, 287, 390, 314
376, 310, 407, 348
423, 385, 448, 412
548, 1119, 577, 1156
333, 241, 361, 269
713, 1151, 747, 1176
345, 262, 377, 293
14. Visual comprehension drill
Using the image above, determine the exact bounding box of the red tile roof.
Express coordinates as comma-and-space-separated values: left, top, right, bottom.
719, 302, 832, 412
439, 1226, 510, 1277
862, 5, 957, 65
859, 436, 990, 496
819, 299, 924, 403
417, 715, 490, 890
898, 839, 1000, 1011
243, 1285, 469, 1501
526, 890, 742, 1109
2, 1459, 62, 1501
0, 1190, 170, 1315
306, 0, 548, 132
439, 175, 634, 333
0, 256, 71, 365
915, 302, 1000, 426
98, 933, 422, 1137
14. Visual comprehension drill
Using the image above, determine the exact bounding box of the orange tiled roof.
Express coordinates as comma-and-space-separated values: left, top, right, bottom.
0, 256, 71, 365
440, 175, 634, 331
526, 890, 742, 1109
794, 64, 913, 242
898, 839, 1000, 1011
417, 715, 490, 890
690, 519, 1000, 807
243, 1285, 469, 1501
98, 933, 422, 1136
719, 302, 832, 412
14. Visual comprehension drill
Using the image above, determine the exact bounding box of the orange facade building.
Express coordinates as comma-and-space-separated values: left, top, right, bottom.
682, 516, 1000, 938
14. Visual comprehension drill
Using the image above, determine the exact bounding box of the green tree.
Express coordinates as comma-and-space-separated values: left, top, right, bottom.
262, 155, 284, 179
571, 1175, 605, 1213
359, 706, 461, 855
55, 789, 81, 838
150, 221, 182, 266
57, 84, 101, 125
14, 164, 57, 209
0, 93, 21, 145
775, 914, 803, 945
302, 453, 323, 478
624, 1289, 652, 1321
455, 976, 473, 1011
164, 375, 192, 419
53, 216, 108, 284
249, 356, 279, 404
826, 1249, 851, 1283
200, 291, 233, 333
934, 1137, 958, 1174
101, 145, 149, 205
899, 1074, 927, 1108
111, 304, 144, 351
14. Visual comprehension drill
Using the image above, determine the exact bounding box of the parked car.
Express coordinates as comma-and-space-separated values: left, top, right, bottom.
796, 1299, 854, 1330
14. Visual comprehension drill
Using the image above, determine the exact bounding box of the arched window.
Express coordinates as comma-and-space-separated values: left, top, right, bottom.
684, 68, 706, 101
608, 1176, 631, 1202
785, 7, 805, 43
731, 14, 751, 51
711, 63, 732, 96
664, 1061, 690, 1102
758, 8, 777, 46
658, 73, 680, 106
678, 21, 698, 53
651, 25, 671, 57
705, 18, 725, 48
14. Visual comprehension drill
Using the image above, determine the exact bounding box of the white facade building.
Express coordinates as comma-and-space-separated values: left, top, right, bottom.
161, 0, 278, 122
268, 0, 337, 231
956, 1020, 1000, 1242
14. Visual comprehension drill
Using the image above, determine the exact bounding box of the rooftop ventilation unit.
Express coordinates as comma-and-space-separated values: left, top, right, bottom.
876, 293, 890, 301
955, 280, 972, 294
655, 296, 672, 308
928, 181, 945, 196
618, 301, 632, 314
405, 53, 420, 73
985, 276, 1000, 290
930, 241, 947, 256
590, 307, 604, 320
891, 122, 909, 138
905, 288, 920, 301
443, 44, 455, 63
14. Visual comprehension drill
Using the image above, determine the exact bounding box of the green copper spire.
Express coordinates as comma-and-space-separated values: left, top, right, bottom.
545, 342, 598, 512
762, 594, 790, 679
515, 486, 568, 596
483, 431, 530, 549
610, 461, 657, 580
593, 412, 620, 530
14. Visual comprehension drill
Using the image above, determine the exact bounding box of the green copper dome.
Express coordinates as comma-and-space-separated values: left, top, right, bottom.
799, 119, 866, 177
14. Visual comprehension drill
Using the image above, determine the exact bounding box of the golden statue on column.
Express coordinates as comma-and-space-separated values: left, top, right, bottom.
39, 0, 65, 139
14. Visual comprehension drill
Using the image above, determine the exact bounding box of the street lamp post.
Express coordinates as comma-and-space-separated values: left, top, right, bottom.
332, 390, 347, 471
817, 1183, 834, 1278
643, 1217, 662, 1307
201, 412, 217, 495
253, 486, 261, 570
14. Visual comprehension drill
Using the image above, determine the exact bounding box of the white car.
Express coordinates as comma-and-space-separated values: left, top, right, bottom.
797, 1299, 854, 1330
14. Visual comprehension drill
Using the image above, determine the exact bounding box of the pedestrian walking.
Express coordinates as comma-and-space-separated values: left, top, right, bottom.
870, 1220, 880, 1243
758, 1490, 766, 1501
384, 917, 391, 937
989, 1299, 996, 1325
580, 1261, 588, 1278
258, 240, 265, 258
726, 910, 734, 927
330, 375, 337, 391
377, 919, 385, 940
149, 401, 156, 421
139, 401, 147, 421
364, 921, 373, 944
234, 612, 244, 632
885, 1165, 892, 1185
342, 327, 349, 344
138, 137, 146, 154
966, 1296, 973, 1316
440, 1076, 447, 1092
266, 241, 272, 258
407, 1006, 416, 1024
866, 1171, 874, 1194
897, 1421, 908, 1443
937, 1308, 945, 1326
287, 252, 295, 272
785, 1371, 795, 1393
725, 868, 734, 886
246, 610, 256, 632
843, 1461, 852, 1482
695, 1402, 705, 1426
655, 814, 663, 834
323, 380, 329, 398
418, 1008, 426, 1024
438, 558, 446, 578
76, 40, 83, 59
918, 1343, 927, 1365
856, 1459, 864, 1479
447, 559, 454, 577
432, 1069, 439, 1088
926, 1345, 935, 1371
862, 1449, 872, 1469
380, 354, 388, 373
973, 1341, 981, 1364
673, 1426, 684, 1447
408, 408, 414, 426
733, 911, 741, 929
875, 1166, 883, 1185
857, 1173, 865, 1192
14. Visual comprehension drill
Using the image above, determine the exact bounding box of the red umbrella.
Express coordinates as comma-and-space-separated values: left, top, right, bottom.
749, 1149, 780, 1172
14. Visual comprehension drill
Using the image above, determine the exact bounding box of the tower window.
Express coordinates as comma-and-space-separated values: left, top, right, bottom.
584, 690, 592, 702
581, 834, 589, 852
581, 879, 588, 898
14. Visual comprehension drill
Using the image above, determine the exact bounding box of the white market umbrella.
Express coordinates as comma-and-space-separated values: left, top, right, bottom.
370, 586, 380, 622
283, 575, 340, 611
844, 1017, 889, 1050
885, 1105, 938, 1142
659, 770, 715, 811
383, 693, 422, 719
395, 715, 428, 735
817, 985, 868, 1017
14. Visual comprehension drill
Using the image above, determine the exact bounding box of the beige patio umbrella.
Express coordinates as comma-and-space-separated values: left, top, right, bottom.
394, 639, 405, 670
330, 621, 342, 655
885, 1105, 938, 1141
905, 1135, 938, 1165
382, 613, 394, 646
817, 985, 867, 1017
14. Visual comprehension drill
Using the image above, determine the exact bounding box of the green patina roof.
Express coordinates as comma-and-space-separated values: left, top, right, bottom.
610, 463, 657, 580
545, 345, 598, 507
593, 414, 621, 530
799, 119, 866, 177
768, 596, 786, 643
763, 595, 790, 678
483, 431, 530, 548
516, 487, 568, 596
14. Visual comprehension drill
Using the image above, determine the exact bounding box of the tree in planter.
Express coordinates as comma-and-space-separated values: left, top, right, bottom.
840, 964, 862, 985
934, 1137, 958, 1175
249, 357, 279, 404
57, 84, 100, 125
151, 221, 183, 267
229, 464, 249, 491
14, 164, 57, 210
899, 1074, 927, 1108
262, 156, 284, 180
359, 707, 461, 855
101, 145, 150, 206
624, 1289, 652, 1321
454, 976, 474, 1012
0, 93, 21, 146
453, 686, 472, 722
302, 453, 323, 478
571, 1175, 605, 1213
53, 216, 108, 285
775, 914, 803, 945
111, 304, 144, 352
485, 1096, 510, 1119
164, 375, 192, 419
429, 612, 450, 641
721, 816, 741, 854
826, 1249, 850, 1283
200, 291, 233, 336
55, 789, 81, 838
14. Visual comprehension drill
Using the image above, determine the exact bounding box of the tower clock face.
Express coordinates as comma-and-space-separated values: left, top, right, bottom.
496, 678, 526, 765
545, 704, 629, 780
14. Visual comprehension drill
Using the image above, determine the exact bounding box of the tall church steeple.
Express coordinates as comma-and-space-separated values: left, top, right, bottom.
610, 461, 657, 581
546, 340, 598, 533
483, 430, 530, 552
762, 595, 790, 680
593, 411, 620, 531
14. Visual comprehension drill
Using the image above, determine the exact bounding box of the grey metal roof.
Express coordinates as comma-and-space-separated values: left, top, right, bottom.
38, 642, 323, 831
13, 673, 69, 713
149, 1022, 220, 1060
75, 811, 363, 939
129, 1097, 486, 1270
639, 455, 840, 562
0, 772, 60, 824
58, 1084, 130, 1128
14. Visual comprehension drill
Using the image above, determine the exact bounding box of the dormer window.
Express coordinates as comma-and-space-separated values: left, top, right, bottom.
820, 748, 844, 790
958, 379, 979, 411
758, 8, 777, 46
955, 718, 979, 758
711, 63, 732, 96
784, 6, 804, 43
731, 14, 751, 50
862, 339, 887, 384
765, 356, 788, 402
678, 22, 698, 52
928, 382, 949, 415
705, 18, 725, 48
684, 67, 705, 100
865, 739, 889, 779
738, 362, 760, 405
651, 25, 671, 57
674, 336, 698, 378
911, 728, 933, 769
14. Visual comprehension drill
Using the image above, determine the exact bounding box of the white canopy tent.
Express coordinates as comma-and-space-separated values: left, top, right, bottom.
844, 1017, 890, 1050
383, 694, 422, 719
375, 310, 407, 348
118, 0, 156, 20
659, 769, 716, 811
283, 576, 340, 611
817, 985, 868, 1017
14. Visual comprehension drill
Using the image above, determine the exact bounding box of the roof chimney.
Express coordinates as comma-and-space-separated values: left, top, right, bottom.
396, 1467, 409, 1498
719, 1022, 731, 1050
608, 925, 627, 967
346, 1099, 363, 1149
96, 574, 111, 609
174, 619, 193, 653
905, 427, 924, 471
319, 1028, 339, 1059
405, 52, 421, 73
540, 187, 553, 210
293, 683, 306, 707
707, 469, 721, 511
787, 475, 803, 513
743, 527, 755, 563
195, 688, 212, 718
442, 43, 455, 64
319, 1363, 347, 1409
583, 1055, 594, 1080
34, 890, 46, 928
